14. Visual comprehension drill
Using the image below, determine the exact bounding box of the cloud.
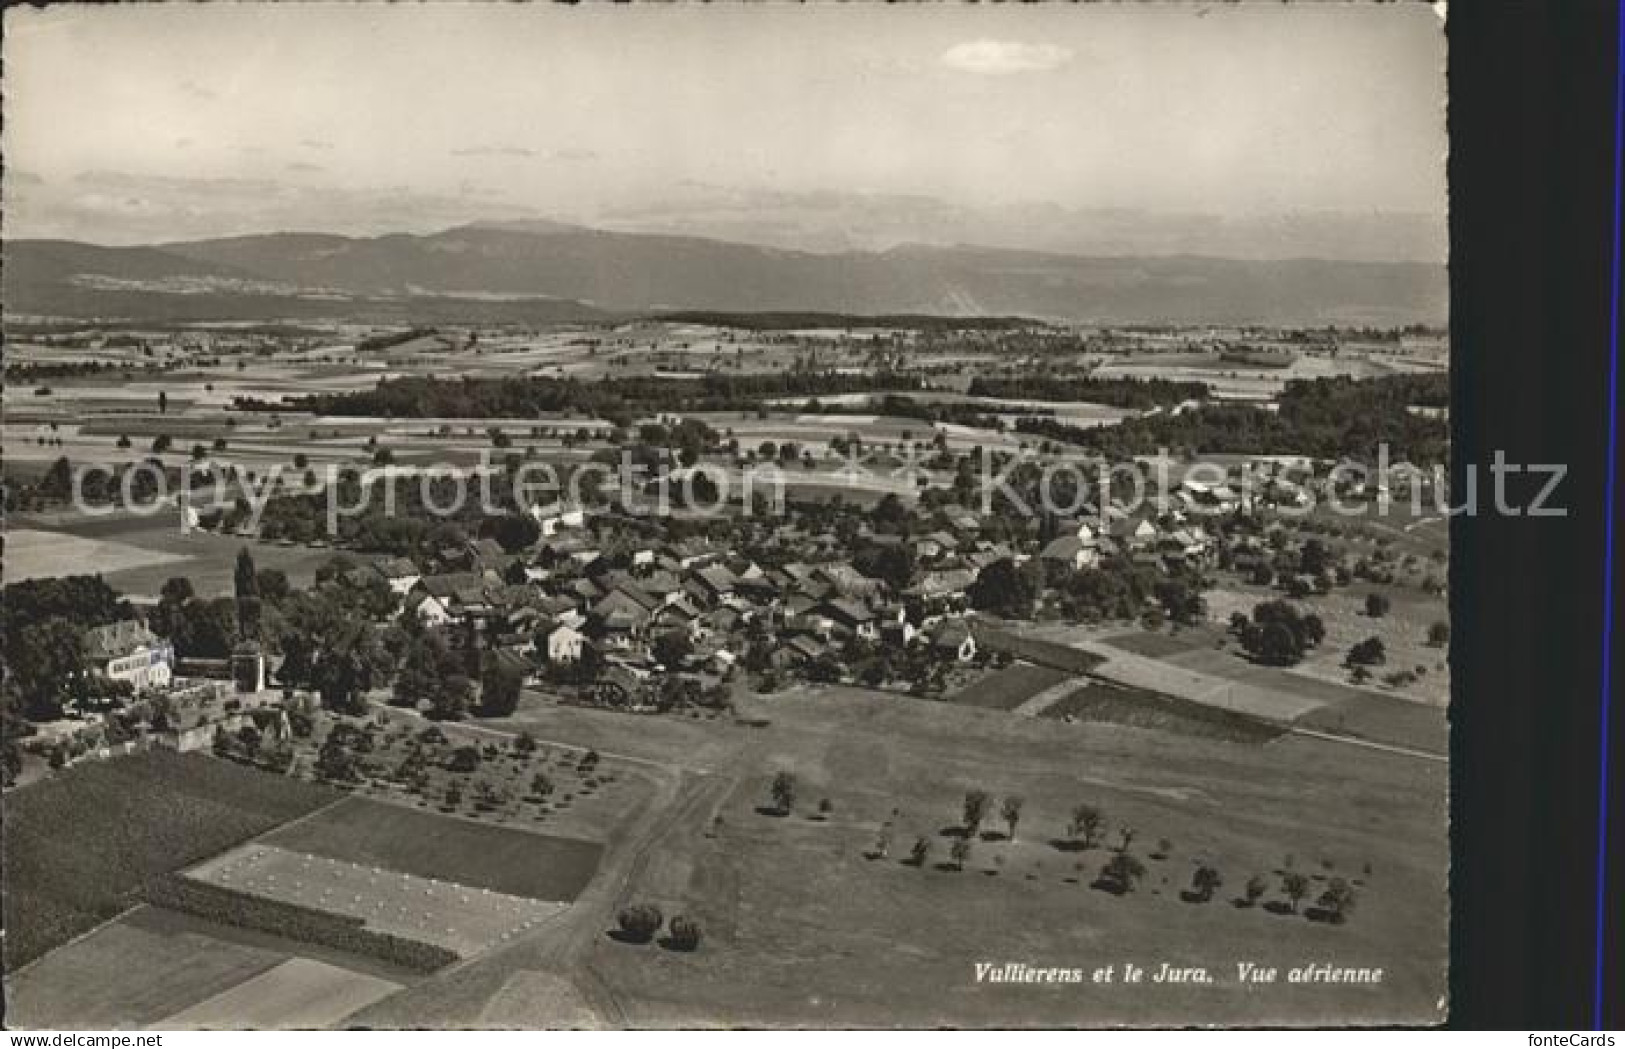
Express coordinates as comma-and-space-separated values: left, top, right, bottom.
286, 161, 325, 173
179, 79, 217, 101
300, 138, 334, 151
940, 39, 1074, 76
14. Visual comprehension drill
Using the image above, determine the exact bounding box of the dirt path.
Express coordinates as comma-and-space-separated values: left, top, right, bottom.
342, 709, 733, 1029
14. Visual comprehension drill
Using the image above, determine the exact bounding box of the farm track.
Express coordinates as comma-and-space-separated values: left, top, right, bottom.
343, 706, 731, 1029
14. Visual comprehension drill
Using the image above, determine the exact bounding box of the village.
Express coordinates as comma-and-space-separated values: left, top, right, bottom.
3, 316, 1452, 1028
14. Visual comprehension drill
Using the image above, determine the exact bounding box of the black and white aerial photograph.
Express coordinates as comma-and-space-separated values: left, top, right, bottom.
1, 2, 1451, 1030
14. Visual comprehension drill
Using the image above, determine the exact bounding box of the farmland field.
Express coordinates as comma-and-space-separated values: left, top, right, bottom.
4, 908, 288, 1028
947, 663, 1071, 710
3, 528, 191, 583
157, 957, 405, 1030
2, 749, 340, 968
5, 514, 360, 599
186, 842, 565, 956
262, 795, 604, 901
1038, 679, 1283, 744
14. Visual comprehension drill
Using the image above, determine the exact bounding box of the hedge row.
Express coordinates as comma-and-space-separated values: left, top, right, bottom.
145, 874, 459, 973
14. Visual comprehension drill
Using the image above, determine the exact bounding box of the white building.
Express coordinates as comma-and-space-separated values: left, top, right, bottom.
84, 620, 173, 691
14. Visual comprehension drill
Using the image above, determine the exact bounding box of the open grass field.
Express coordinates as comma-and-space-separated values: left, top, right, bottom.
3, 528, 192, 583
1292, 693, 1450, 755
2, 749, 340, 968
947, 663, 1071, 710
157, 957, 405, 1030
7, 513, 358, 599
262, 795, 603, 902
583, 686, 1447, 1027
349, 684, 1446, 1027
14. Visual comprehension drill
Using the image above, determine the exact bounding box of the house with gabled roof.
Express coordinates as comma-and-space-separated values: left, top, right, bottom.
687, 564, 737, 604
376, 557, 423, 595
929, 619, 977, 662
85, 619, 173, 691
542, 623, 586, 665
528, 499, 587, 536
813, 563, 878, 600
1040, 534, 1100, 570
819, 597, 878, 640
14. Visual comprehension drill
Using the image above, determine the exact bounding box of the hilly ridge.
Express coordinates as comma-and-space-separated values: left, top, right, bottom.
4, 221, 1447, 326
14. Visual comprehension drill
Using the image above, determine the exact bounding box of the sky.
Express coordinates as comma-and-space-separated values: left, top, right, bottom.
2, 3, 1448, 261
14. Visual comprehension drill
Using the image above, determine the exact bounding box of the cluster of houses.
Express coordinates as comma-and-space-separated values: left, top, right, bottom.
62, 452, 1369, 726
362, 523, 998, 707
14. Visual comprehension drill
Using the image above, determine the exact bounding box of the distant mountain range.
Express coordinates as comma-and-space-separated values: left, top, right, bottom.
4, 221, 1447, 326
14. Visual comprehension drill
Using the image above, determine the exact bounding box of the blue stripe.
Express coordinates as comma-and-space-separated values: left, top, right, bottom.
1597, 0, 1625, 1028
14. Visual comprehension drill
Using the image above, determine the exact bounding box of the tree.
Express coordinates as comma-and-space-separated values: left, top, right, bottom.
1000, 795, 1024, 842
478, 661, 523, 718
1426, 621, 1451, 648
961, 789, 991, 836
530, 772, 555, 799
1243, 874, 1268, 907
1098, 852, 1147, 894
652, 629, 693, 670
234, 548, 261, 639
908, 836, 932, 867
666, 915, 702, 951
949, 835, 973, 871
1244, 620, 1305, 667
616, 904, 663, 943
1281, 871, 1311, 913
151, 434, 172, 454
256, 569, 291, 606
314, 733, 360, 783
770, 771, 796, 814
1068, 804, 1106, 848
171, 597, 238, 660
869, 824, 893, 861
967, 558, 1037, 618
393, 633, 445, 709
1115, 826, 1137, 854
1346, 636, 1387, 668
158, 390, 168, 414
1316, 877, 1357, 923
311, 623, 386, 715
1364, 592, 1391, 618
1190, 864, 1223, 903
1299, 538, 1332, 576
447, 745, 482, 773
10, 617, 87, 720
427, 673, 473, 721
